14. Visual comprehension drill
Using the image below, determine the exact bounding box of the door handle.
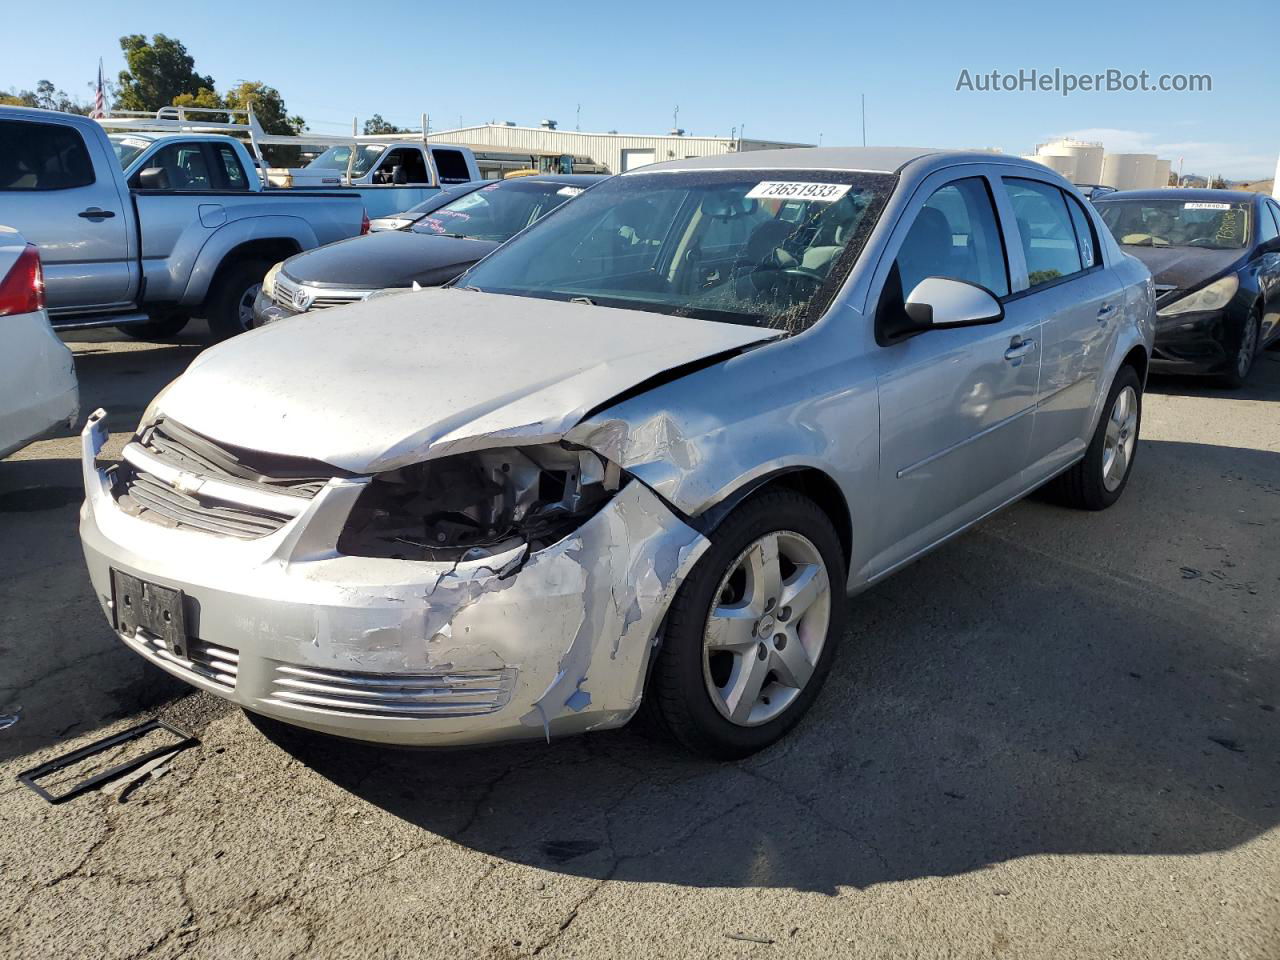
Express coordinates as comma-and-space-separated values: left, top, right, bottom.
1004, 336, 1036, 361
1097, 303, 1116, 322
78, 208, 116, 219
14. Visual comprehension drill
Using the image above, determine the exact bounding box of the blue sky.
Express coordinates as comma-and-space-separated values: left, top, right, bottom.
5, 0, 1276, 179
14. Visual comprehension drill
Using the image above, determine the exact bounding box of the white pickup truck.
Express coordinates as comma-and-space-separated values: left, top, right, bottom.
0, 107, 369, 339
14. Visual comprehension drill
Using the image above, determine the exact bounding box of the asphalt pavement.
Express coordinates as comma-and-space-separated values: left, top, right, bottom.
1, 323, 1277, 959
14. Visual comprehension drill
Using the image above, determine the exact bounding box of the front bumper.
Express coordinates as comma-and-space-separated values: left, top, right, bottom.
78, 411, 710, 746
1151, 308, 1230, 373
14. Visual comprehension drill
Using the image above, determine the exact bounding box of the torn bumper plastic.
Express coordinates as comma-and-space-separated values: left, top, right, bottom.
78, 411, 710, 746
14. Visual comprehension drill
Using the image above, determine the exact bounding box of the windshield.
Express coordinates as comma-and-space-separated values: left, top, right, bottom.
457, 170, 894, 331
411, 180, 591, 242
109, 135, 151, 170
1098, 198, 1250, 250
305, 145, 384, 177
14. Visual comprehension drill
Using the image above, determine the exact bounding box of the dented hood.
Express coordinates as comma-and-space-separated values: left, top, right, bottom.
158, 288, 777, 473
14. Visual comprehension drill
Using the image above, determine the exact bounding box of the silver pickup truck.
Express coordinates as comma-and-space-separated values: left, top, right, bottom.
0, 107, 367, 339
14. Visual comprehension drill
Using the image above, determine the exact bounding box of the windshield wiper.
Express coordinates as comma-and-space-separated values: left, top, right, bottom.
569, 296, 595, 306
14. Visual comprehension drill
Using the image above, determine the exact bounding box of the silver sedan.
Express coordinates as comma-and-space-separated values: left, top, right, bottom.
79, 148, 1154, 758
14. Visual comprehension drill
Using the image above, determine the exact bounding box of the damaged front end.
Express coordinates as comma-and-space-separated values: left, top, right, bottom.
337, 444, 623, 563
79, 411, 711, 746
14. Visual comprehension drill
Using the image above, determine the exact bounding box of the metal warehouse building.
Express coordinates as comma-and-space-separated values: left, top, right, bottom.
424, 122, 812, 174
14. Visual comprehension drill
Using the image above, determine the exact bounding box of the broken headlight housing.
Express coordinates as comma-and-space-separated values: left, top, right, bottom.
337, 444, 623, 562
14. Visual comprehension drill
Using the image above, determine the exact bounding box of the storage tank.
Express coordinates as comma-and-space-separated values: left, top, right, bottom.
1023, 153, 1079, 181
1152, 158, 1172, 188
1102, 153, 1158, 190
1036, 139, 1104, 184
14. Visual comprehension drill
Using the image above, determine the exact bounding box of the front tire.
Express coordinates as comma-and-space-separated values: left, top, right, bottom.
206, 259, 272, 341
645, 489, 846, 759
1050, 364, 1142, 510
1219, 307, 1261, 389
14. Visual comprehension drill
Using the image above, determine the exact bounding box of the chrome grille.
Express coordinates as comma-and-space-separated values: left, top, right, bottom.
134, 633, 239, 691
113, 419, 335, 540
266, 664, 517, 718
272, 273, 366, 312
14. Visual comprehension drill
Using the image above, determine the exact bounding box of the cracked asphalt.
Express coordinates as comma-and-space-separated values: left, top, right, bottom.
2, 324, 1278, 959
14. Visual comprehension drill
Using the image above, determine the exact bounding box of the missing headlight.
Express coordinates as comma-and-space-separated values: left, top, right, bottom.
337, 444, 624, 562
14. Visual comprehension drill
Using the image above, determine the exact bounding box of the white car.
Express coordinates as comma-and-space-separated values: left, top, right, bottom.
0, 228, 78, 458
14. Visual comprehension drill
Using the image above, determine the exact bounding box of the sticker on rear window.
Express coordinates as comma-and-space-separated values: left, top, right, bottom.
1184, 202, 1231, 210
557, 186, 583, 197
745, 181, 851, 202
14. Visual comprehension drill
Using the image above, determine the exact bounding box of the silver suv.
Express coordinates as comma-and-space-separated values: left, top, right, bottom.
79, 148, 1155, 758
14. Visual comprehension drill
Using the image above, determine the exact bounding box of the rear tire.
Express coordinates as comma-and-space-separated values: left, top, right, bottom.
117, 315, 189, 340
1218, 307, 1261, 389
1049, 365, 1142, 511
644, 489, 846, 759
206, 259, 272, 341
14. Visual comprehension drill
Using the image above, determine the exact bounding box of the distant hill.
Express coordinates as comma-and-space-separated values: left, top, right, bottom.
1230, 180, 1274, 195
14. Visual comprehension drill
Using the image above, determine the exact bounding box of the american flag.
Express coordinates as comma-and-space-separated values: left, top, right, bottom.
91, 58, 105, 119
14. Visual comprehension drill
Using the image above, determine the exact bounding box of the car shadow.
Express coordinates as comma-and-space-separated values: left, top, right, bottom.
255, 436, 1280, 893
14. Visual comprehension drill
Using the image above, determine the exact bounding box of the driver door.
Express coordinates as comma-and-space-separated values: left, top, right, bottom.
869, 169, 1042, 576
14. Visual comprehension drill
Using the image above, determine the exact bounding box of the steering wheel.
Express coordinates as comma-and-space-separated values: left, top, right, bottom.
779, 267, 829, 290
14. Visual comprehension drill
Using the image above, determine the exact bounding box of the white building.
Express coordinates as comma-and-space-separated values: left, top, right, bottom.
424, 122, 811, 174
1023, 137, 1171, 189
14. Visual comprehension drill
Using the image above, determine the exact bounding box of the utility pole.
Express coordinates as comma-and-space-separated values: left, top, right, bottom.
576, 103, 581, 131
673, 105, 679, 131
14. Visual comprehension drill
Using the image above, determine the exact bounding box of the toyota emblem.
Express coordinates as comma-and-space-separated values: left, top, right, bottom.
292, 286, 313, 311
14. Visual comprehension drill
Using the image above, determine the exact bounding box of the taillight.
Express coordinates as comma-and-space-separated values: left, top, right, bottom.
360, 209, 370, 235
0, 244, 44, 316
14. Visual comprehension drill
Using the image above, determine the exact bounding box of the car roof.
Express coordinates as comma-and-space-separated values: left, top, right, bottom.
626, 146, 1061, 179
1097, 188, 1261, 203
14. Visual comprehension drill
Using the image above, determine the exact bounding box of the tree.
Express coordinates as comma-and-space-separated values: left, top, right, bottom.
172, 86, 231, 122
115, 34, 215, 112
363, 114, 407, 135
171, 80, 304, 136
1, 80, 91, 114
223, 81, 304, 135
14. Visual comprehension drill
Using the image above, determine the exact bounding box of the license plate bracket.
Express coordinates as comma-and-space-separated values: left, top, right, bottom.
112, 569, 188, 659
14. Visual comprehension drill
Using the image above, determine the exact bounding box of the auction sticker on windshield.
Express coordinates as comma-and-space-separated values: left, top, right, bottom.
1184, 202, 1232, 210
746, 181, 852, 202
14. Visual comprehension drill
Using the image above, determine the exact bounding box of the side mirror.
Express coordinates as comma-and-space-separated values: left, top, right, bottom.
137, 167, 168, 190
903, 276, 1004, 330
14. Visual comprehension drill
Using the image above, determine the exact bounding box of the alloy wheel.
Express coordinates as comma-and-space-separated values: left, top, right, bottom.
1101, 385, 1138, 492
238, 282, 262, 331
702, 530, 832, 726
1236, 314, 1259, 379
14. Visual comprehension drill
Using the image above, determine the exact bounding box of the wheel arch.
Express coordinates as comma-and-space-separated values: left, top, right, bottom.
200, 238, 302, 311
688, 466, 854, 572
1121, 342, 1149, 387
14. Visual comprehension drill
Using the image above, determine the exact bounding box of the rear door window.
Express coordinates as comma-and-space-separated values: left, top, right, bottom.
432, 149, 471, 184
213, 144, 249, 191
1003, 178, 1084, 287
0, 119, 95, 190
1065, 193, 1101, 269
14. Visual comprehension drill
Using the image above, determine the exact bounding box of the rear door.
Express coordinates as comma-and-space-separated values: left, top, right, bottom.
870, 168, 1042, 575
0, 116, 136, 312
1000, 177, 1118, 477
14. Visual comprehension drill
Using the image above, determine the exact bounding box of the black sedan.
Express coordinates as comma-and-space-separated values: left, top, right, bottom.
1095, 188, 1280, 386
253, 174, 607, 326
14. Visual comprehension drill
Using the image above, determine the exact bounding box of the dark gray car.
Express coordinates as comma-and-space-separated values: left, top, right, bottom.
252, 174, 606, 326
